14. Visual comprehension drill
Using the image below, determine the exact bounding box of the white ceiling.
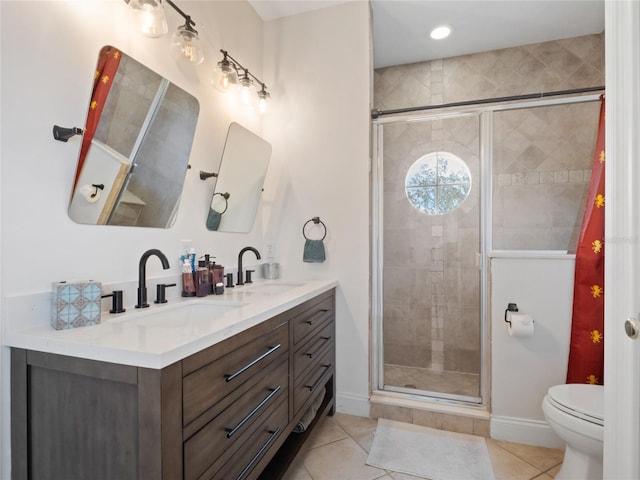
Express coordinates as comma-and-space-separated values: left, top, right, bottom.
248, 0, 605, 69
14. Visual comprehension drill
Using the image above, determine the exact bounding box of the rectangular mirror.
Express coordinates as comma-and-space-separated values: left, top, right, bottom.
206, 123, 271, 233
68, 45, 199, 228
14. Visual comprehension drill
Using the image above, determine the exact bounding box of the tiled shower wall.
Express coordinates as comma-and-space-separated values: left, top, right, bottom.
375, 34, 604, 377
493, 102, 600, 250
375, 34, 604, 111
382, 116, 481, 377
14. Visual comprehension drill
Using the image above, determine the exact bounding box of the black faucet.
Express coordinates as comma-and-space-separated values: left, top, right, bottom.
136, 249, 170, 308
237, 246, 261, 286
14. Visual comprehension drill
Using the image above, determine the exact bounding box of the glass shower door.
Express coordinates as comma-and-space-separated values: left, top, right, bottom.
377, 113, 483, 403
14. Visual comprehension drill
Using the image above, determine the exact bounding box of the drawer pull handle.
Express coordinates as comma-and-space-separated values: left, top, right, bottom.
306, 336, 332, 358
235, 427, 281, 480
225, 386, 282, 438
225, 344, 282, 383
305, 363, 332, 391
305, 309, 330, 326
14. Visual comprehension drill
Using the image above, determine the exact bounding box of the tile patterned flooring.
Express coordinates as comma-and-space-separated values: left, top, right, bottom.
283, 413, 564, 480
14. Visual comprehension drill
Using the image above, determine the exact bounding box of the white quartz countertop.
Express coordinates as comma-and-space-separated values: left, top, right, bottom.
5, 279, 338, 369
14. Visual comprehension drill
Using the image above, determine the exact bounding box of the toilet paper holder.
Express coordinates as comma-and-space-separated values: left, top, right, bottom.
504, 303, 519, 326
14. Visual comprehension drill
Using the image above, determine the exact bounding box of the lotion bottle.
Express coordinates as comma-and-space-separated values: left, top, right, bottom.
196, 260, 210, 297
181, 259, 196, 297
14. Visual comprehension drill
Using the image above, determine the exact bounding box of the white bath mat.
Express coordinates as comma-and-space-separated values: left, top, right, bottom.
366, 418, 495, 480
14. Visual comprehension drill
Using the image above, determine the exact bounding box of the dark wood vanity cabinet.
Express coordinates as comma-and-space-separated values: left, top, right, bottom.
11, 288, 336, 480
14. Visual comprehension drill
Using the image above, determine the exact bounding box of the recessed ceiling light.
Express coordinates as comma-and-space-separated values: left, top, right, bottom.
430, 25, 451, 40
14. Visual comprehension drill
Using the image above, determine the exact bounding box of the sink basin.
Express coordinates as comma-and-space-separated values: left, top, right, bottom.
242, 282, 304, 294
109, 300, 247, 326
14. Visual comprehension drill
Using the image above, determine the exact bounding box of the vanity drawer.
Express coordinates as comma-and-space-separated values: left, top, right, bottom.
292, 293, 334, 345
183, 321, 288, 426
294, 319, 334, 380
183, 359, 288, 480
293, 347, 333, 415
211, 396, 288, 480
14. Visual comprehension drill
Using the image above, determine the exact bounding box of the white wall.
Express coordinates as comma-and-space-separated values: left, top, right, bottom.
490, 256, 575, 447
262, 1, 372, 415
1, 1, 262, 476
1, 0, 266, 295
0, 0, 372, 475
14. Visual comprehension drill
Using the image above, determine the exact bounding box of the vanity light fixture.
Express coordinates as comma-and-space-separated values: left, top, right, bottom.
257, 85, 270, 114
127, 0, 168, 38
166, 1, 204, 65
212, 50, 270, 114
126, 0, 204, 64
212, 51, 238, 92
238, 70, 254, 106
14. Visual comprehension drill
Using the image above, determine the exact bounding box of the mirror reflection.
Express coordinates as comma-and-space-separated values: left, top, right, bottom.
68, 45, 199, 228
207, 123, 271, 233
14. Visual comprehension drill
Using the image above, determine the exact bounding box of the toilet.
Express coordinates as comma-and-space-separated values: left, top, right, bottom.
542, 384, 604, 480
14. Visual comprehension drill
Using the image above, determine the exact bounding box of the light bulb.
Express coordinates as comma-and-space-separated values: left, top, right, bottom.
171, 27, 204, 65
257, 89, 270, 114
212, 59, 238, 92
129, 0, 168, 38
239, 75, 253, 106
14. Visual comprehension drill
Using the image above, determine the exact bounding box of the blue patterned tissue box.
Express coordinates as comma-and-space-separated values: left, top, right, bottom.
52, 281, 102, 330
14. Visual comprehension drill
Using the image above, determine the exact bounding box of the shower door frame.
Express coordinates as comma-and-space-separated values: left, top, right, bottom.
371, 94, 603, 409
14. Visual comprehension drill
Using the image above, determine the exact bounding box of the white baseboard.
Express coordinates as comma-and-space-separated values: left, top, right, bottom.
490, 415, 565, 449
335, 392, 370, 417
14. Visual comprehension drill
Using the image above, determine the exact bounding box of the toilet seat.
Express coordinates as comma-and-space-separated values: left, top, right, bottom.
547, 384, 604, 426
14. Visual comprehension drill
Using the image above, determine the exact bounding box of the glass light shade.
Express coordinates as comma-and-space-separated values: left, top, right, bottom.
257, 89, 270, 114
212, 60, 238, 92
238, 75, 254, 106
170, 27, 204, 65
129, 0, 168, 38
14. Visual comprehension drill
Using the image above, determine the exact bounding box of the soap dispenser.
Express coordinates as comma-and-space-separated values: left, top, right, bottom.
262, 243, 280, 279
212, 263, 224, 292
196, 260, 210, 297
204, 254, 224, 294
204, 255, 216, 295
181, 259, 196, 297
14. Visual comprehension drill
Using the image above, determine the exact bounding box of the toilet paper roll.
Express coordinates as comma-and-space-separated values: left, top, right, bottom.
507, 312, 534, 337
79, 184, 101, 203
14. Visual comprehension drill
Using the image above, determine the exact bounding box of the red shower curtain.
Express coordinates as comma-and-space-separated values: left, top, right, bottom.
566, 95, 605, 385
73, 46, 122, 188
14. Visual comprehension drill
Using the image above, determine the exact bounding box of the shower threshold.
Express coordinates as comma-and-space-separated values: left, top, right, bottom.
370, 389, 490, 433
383, 363, 481, 405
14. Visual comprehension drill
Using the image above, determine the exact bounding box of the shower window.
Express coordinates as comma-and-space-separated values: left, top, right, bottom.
405, 152, 471, 215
